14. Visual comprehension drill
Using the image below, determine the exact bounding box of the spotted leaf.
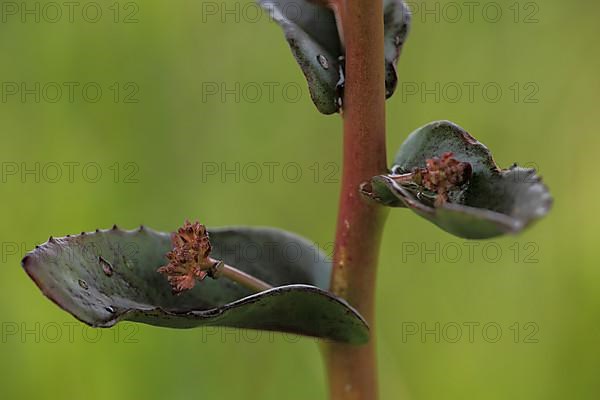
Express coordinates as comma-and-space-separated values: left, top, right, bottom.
363, 121, 552, 239
22, 226, 368, 344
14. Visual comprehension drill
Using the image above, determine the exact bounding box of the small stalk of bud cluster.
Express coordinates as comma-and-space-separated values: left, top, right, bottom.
157, 221, 273, 295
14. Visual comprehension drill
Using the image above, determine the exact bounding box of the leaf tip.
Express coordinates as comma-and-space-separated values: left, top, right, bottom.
21, 255, 30, 268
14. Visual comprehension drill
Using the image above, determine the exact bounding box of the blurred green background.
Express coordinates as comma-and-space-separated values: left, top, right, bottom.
0, 0, 598, 399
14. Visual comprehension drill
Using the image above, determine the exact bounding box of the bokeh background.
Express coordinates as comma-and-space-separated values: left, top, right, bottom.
1, 0, 598, 399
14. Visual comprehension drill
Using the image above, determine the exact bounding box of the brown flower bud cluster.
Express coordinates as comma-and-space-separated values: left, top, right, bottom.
157, 221, 214, 295
412, 152, 472, 206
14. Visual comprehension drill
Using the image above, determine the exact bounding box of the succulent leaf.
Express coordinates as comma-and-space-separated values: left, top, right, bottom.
22, 226, 369, 344
259, 0, 342, 114
365, 121, 552, 239
384, 0, 412, 98
258, 0, 411, 114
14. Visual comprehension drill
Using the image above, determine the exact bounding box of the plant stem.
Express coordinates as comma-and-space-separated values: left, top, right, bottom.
210, 260, 273, 292
323, 0, 388, 399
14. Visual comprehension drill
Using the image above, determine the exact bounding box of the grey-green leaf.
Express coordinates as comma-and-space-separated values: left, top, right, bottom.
259, 0, 411, 114
259, 0, 342, 114
384, 0, 412, 98
367, 121, 552, 239
22, 226, 368, 344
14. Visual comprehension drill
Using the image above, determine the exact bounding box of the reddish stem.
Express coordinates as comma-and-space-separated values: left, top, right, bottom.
322, 0, 389, 399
